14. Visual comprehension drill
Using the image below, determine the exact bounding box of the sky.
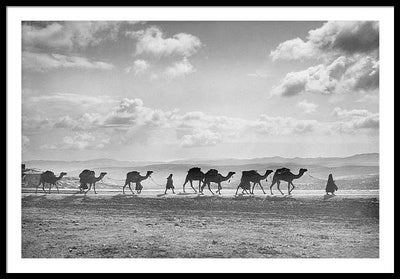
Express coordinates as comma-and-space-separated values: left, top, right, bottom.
21, 21, 379, 161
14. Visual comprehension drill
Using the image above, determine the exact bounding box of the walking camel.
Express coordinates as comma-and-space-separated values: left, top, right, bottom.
242, 169, 274, 194
182, 167, 205, 193
79, 170, 107, 194
270, 168, 308, 195
235, 170, 261, 196
200, 169, 235, 195
36, 171, 67, 194
123, 170, 153, 194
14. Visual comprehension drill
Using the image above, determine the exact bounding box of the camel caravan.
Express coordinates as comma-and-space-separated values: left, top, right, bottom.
30, 166, 308, 196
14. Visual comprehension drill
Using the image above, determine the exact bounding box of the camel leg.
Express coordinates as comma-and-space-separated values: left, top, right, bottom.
198, 181, 203, 193
182, 179, 188, 193
128, 182, 135, 194
200, 182, 206, 194
190, 181, 197, 193
42, 182, 46, 193
235, 186, 240, 195
289, 181, 295, 194
287, 182, 291, 195
258, 182, 266, 194
93, 183, 97, 194
270, 180, 276, 195
207, 183, 214, 195
123, 182, 127, 194
85, 183, 92, 194
276, 181, 284, 195
217, 183, 222, 195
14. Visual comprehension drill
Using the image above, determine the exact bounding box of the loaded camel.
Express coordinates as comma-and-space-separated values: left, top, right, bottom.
270, 168, 308, 195
241, 169, 274, 194
200, 169, 235, 195
36, 171, 67, 194
182, 167, 205, 193
79, 170, 107, 194
123, 170, 153, 194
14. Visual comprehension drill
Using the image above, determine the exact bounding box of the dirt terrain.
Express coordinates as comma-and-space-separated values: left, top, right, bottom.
22, 193, 379, 258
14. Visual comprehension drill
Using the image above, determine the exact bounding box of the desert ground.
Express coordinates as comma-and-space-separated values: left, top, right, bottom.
22, 190, 379, 258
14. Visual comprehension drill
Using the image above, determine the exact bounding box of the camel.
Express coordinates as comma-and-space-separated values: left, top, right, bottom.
36, 171, 67, 194
269, 168, 308, 195
182, 167, 205, 193
123, 170, 153, 194
79, 170, 107, 194
200, 169, 235, 195
240, 169, 274, 194
235, 170, 261, 196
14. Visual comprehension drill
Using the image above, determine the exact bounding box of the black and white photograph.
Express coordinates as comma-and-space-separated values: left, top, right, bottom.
6, 6, 394, 273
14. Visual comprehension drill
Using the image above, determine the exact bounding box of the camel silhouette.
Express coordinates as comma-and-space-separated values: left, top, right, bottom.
182, 167, 205, 193
200, 169, 235, 195
270, 168, 308, 195
123, 170, 153, 194
241, 169, 274, 194
79, 170, 107, 194
36, 171, 67, 194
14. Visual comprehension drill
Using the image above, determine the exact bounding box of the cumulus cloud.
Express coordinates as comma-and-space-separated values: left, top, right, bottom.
181, 129, 223, 148
126, 26, 202, 57
22, 115, 53, 135
332, 107, 379, 132
22, 21, 134, 52
124, 59, 150, 74
27, 93, 117, 107
270, 21, 379, 61
25, 96, 378, 153
252, 115, 319, 135
164, 58, 195, 79
297, 100, 318, 114
41, 132, 110, 150
271, 55, 379, 97
22, 51, 114, 72
53, 113, 103, 131
103, 98, 169, 128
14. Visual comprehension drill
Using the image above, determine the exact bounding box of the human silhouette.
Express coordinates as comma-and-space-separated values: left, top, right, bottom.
325, 174, 338, 195
165, 174, 175, 194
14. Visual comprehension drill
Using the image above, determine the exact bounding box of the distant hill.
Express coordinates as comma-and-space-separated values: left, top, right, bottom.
24, 153, 378, 173
167, 153, 379, 167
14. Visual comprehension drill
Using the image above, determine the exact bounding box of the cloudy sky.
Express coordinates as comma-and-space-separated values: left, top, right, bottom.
21, 21, 379, 161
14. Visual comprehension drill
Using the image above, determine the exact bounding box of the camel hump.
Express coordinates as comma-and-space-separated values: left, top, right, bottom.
79, 169, 93, 179
276, 168, 290, 174
127, 171, 140, 178
43, 170, 55, 176
242, 170, 257, 177
206, 169, 219, 176
188, 167, 201, 173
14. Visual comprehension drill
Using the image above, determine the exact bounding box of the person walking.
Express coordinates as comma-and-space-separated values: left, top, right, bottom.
325, 174, 338, 195
165, 174, 175, 194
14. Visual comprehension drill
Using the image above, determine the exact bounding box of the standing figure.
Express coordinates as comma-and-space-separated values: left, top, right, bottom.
325, 174, 338, 195
165, 174, 175, 194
